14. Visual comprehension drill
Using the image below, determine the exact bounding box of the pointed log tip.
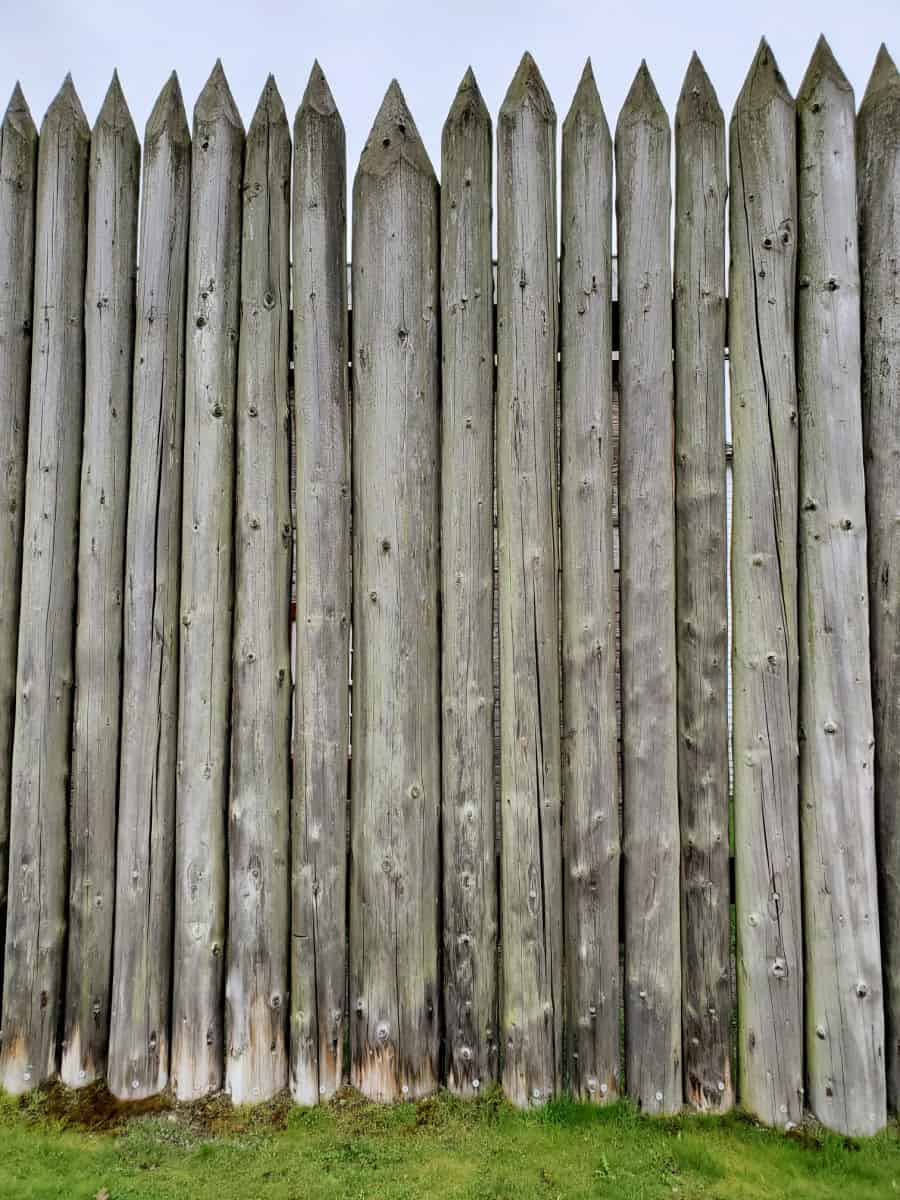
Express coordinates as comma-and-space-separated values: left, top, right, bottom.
358, 79, 435, 180
734, 38, 793, 115
298, 60, 339, 119
563, 58, 608, 133
860, 43, 900, 111
798, 35, 853, 103
146, 72, 190, 146
96, 70, 138, 140
3, 82, 37, 137
617, 60, 667, 131
249, 74, 287, 133
195, 59, 244, 131
500, 52, 555, 122
445, 66, 490, 129
44, 73, 90, 135
677, 51, 723, 122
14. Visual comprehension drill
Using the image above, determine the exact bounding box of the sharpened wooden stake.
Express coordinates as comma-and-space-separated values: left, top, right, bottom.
497, 52, 563, 1108
674, 53, 732, 1113
730, 39, 803, 1128
226, 74, 291, 1106
616, 60, 681, 1116
62, 71, 139, 1090
172, 59, 243, 1102
291, 61, 350, 1106
440, 66, 498, 1098
0, 84, 37, 998
560, 58, 620, 1104
350, 80, 441, 1101
858, 41, 900, 1119
0, 75, 89, 1094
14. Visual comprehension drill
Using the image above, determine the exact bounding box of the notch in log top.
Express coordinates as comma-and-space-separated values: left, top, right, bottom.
445, 65, 490, 130
43, 71, 90, 138
563, 58, 609, 136
95, 70, 138, 140
145, 72, 189, 147
249, 72, 287, 133
3, 81, 37, 139
798, 34, 853, 102
676, 51, 722, 126
734, 37, 793, 116
860, 42, 899, 112
500, 51, 555, 123
616, 59, 667, 132
195, 58, 243, 132
358, 79, 434, 179
299, 59, 339, 118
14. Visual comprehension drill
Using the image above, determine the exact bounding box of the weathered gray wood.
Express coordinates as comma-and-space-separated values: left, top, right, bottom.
559, 59, 619, 1104
797, 36, 886, 1138
172, 60, 243, 1102
673, 53, 732, 1112
107, 71, 190, 1102
729, 39, 803, 1127
226, 75, 291, 1105
291, 62, 350, 1106
860, 42, 900, 1119
496, 52, 562, 1108
440, 66, 497, 1098
0, 75, 89, 1094
61, 72, 139, 1090
615, 61, 680, 1115
0, 84, 36, 998
350, 81, 440, 1101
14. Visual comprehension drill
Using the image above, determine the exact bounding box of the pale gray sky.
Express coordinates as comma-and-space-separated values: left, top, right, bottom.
2, 0, 895, 175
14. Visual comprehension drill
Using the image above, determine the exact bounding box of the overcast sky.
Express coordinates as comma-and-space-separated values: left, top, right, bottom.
1, 0, 895, 175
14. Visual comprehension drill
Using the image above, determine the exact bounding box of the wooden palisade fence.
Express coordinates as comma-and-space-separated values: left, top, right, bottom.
0, 37, 897, 1138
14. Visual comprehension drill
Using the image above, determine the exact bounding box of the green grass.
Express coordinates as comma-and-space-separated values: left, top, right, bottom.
1, 1085, 899, 1199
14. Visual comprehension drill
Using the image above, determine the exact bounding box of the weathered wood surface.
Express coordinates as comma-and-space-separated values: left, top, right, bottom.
797, 36, 886, 1138
0, 84, 36, 993
673, 53, 732, 1112
496, 52, 562, 1109
0, 76, 89, 1094
226, 75, 291, 1105
108, 72, 190, 1102
291, 62, 350, 1106
62, 73, 139, 1090
859, 42, 900, 1118
615, 61, 680, 1115
350, 81, 441, 1101
440, 66, 497, 1098
172, 60, 243, 1102
559, 59, 619, 1104
729, 39, 803, 1128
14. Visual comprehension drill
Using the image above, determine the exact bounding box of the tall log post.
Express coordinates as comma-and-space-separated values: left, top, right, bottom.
350, 81, 441, 1101
729, 39, 803, 1127
440, 67, 497, 1098
616, 61, 681, 1115
62, 72, 139, 1089
226, 75, 291, 1105
560, 59, 619, 1103
172, 60, 243, 1102
292, 62, 350, 1105
108, 72, 190, 1101
0, 76, 89, 1094
0, 84, 36, 995
673, 53, 732, 1112
859, 43, 900, 1118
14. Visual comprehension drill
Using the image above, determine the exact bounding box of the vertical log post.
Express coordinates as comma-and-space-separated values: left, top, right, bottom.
560, 59, 620, 1103
108, 72, 190, 1102
859, 44, 900, 1118
616, 61, 681, 1115
172, 59, 243, 1102
440, 66, 497, 1097
292, 62, 350, 1105
62, 72, 139, 1089
0, 85, 36, 993
496, 52, 563, 1108
350, 81, 441, 1101
226, 75, 291, 1105
730, 39, 803, 1127
0, 76, 89, 1094
798, 36, 886, 1138
673, 53, 732, 1112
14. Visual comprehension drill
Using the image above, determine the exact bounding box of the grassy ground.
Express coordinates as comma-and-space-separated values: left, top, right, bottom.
1, 1084, 898, 1199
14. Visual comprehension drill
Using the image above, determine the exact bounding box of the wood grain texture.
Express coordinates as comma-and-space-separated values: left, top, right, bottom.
440, 67, 497, 1098
62, 72, 139, 1089
673, 53, 732, 1112
859, 43, 900, 1118
0, 84, 36, 997
559, 59, 619, 1104
172, 60, 243, 1102
226, 75, 291, 1105
0, 75, 89, 1094
616, 61, 680, 1115
292, 62, 350, 1105
729, 39, 803, 1127
350, 81, 441, 1102
107, 72, 190, 1101
496, 52, 563, 1108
